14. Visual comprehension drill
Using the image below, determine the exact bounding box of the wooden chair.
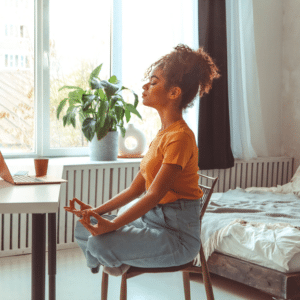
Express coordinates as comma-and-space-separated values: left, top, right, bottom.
101, 173, 218, 300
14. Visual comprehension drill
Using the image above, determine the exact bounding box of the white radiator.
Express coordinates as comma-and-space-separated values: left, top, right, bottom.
0, 157, 294, 257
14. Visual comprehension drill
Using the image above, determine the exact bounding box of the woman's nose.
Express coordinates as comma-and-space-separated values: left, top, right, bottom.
142, 83, 149, 90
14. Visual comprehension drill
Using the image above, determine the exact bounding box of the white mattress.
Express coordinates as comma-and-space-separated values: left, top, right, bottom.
209, 193, 300, 273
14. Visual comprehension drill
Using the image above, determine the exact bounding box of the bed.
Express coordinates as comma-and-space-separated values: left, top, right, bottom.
195, 191, 300, 300
192, 166, 300, 300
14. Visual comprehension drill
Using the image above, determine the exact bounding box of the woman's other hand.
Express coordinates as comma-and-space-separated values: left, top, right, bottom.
79, 210, 116, 236
64, 198, 93, 218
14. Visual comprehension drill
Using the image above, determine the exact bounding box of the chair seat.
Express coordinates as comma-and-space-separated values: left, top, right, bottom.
126, 260, 195, 275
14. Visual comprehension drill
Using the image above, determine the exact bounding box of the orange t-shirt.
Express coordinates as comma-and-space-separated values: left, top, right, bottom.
140, 119, 203, 204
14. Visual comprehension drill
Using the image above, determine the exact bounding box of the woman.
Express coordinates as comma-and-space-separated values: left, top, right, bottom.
64, 44, 220, 276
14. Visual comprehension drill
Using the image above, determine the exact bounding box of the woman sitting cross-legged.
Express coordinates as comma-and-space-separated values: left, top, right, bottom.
64, 44, 221, 276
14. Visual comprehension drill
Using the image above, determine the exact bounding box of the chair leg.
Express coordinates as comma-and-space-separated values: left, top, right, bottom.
120, 273, 127, 300
200, 247, 214, 300
101, 271, 109, 300
182, 272, 191, 300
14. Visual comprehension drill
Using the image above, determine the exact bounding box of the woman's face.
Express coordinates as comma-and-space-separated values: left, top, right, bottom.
142, 67, 170, 109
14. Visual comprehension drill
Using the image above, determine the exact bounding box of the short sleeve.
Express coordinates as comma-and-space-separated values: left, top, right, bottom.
162, 133, 193, 170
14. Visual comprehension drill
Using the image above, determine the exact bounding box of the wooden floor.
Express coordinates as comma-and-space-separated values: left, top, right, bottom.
0, 247, 276, 300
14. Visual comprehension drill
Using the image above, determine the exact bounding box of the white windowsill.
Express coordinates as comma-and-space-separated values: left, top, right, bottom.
5, 156, 143, 167
4, 157, 143, 179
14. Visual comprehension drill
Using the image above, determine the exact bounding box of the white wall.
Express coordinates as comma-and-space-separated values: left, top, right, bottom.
252, 0, 300, 173
282, 0, 300, 172
252, 0, 283, 158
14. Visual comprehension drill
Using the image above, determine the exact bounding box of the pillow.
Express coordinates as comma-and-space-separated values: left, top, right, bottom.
245, 163, 300, 197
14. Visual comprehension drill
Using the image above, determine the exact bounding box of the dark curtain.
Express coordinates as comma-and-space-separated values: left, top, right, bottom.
197, 0, 234, 170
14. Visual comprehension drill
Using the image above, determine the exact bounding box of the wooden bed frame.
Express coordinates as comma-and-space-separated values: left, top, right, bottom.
205, 251, 300, 300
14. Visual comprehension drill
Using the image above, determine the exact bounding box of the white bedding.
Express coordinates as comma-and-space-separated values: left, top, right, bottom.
193, 191, 300, 273
198, 193, 300, 273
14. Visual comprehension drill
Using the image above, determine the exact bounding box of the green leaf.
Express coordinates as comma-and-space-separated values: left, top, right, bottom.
82, 118, 96, 142
119, 126, 126, 138
82, 94, 96, 111
68, 89, 84, 103
90, 78, 103, 90
66, 105, 76, 115
98, 101, 109, 127
109, 96, 119, 109
78, 110, 86, 123
70, 115, 76, 128
63, 115, 68, 127
108, 75, 119, 84
114, 105, 124, 122
57, 98, 68, 119
125, 106, 131, 123
133, 92, 139, 108
126, 103, 142, 120
95, 118, 110, 140
89, 64, 103, 86
100, 80, 120, 99
98, 89, 106, 101
107, 114, 115, 128
120, 108, 125, 122
83, 108, 94, 114
58, 85, 82, 92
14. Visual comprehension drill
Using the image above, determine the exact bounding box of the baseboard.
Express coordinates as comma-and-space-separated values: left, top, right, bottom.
0, 242, 79, 258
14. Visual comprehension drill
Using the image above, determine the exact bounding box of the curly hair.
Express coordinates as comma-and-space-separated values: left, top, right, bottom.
144, 44, 221, 112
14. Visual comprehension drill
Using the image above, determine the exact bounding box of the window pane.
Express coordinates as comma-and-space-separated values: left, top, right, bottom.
0, 1, 34, 154
49, 0, 111, 148
122, 1, 178, 153
122, 1, 197, 155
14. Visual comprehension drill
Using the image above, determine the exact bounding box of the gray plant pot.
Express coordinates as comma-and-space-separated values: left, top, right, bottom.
89, 130, 119, 161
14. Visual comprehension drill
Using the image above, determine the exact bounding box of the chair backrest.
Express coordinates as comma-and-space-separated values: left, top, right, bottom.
197, 173, 218, 225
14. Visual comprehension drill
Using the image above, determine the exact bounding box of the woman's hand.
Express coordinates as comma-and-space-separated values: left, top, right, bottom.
79, 210, 116, 236
64, 198, 93, 218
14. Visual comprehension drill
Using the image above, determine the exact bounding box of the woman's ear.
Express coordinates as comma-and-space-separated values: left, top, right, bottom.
169, 86, 182, 99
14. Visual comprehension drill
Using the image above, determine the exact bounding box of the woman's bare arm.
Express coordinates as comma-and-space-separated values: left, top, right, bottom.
93, 171, 146, 215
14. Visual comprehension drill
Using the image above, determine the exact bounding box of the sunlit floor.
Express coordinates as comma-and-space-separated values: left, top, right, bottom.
0, 247, 276, 300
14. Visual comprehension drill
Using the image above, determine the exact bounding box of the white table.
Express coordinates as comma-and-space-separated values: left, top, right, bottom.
0, 160, 64, 300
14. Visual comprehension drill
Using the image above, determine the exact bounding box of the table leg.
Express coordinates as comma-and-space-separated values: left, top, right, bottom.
48, 213, 56, 300
32, 213, 46, 300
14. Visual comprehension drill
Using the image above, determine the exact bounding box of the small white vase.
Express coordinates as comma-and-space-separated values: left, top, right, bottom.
118, 123, 146, 157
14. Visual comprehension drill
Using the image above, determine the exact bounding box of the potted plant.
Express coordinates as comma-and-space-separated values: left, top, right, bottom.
56, 63, 143, 161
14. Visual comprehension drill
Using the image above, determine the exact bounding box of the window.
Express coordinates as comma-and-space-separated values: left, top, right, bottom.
0, 0, 198, 157
121, 0, 199, 147
49, 0, 110, 151
0, 1, 34, 155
